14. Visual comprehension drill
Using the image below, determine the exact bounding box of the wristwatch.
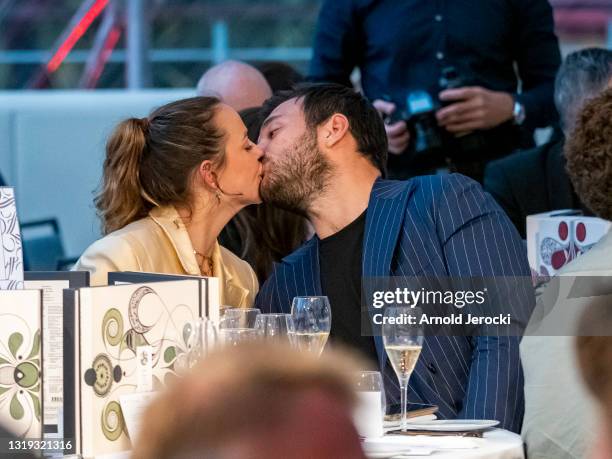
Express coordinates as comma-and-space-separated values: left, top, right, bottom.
513, 100, 526, 125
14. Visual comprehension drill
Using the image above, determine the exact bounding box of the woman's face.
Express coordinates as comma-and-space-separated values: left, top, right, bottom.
213, 104, 264, 206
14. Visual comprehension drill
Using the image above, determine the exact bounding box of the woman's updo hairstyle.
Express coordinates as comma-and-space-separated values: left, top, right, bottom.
95, 96, 224, 234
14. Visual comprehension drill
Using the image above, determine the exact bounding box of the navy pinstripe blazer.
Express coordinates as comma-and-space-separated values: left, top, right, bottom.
255, 174, 532, 433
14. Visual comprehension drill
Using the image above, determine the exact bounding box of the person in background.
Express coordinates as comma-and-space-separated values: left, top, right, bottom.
309, 0, 560, 182
131, 343, 366, 459
485, 48, 612, 238
256, 83, 533, 432
75, 97, 261, 307
196, 60, 272, 111
256, 61, 305, 92
521, 89, 612, 459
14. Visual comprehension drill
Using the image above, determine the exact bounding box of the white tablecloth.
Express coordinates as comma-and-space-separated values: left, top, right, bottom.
364, 429, 524, 459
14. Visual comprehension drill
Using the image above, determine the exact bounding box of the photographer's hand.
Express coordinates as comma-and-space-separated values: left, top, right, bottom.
372, 99, 410, 155
436, 87, 514, 135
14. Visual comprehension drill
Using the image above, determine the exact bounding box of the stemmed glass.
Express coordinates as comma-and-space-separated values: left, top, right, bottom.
288, 296, 331, 356
382, 307, 424, 431
254, 313, 291, 342
219, 307, 261, 328
218, 308, 262, 346
175, 317, 218, 373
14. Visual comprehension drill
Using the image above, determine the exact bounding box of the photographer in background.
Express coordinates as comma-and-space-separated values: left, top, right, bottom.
309, 0, 561, 181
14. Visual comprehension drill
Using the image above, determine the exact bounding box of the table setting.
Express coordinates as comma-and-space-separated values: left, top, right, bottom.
87, 298, 524, 459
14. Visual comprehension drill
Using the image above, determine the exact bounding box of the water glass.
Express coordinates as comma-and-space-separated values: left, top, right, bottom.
254, 313, 291, 341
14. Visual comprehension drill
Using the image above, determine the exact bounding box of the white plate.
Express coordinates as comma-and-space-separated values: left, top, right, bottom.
399, 419, 499, 431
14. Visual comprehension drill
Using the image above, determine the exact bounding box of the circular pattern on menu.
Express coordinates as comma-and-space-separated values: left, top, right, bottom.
85, 354, 113, 397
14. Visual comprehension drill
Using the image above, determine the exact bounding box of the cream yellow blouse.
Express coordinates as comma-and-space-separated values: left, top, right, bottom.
75, 206, 258, 307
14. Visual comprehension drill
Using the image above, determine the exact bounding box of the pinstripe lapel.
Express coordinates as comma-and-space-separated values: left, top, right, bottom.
281, 237, 323, 297
363, 178, 413, 367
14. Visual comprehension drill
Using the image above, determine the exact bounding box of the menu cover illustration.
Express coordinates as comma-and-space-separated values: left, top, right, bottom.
0, 187, 24, 290
64, 280, 201, 457
108, 271, 220, 324
0, 290, 43, 438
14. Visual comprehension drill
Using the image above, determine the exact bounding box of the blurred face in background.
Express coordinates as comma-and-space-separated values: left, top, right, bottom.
257, 98, 333, 215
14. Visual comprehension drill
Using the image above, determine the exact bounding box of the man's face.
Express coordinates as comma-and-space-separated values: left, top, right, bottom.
258, 98, 333, 214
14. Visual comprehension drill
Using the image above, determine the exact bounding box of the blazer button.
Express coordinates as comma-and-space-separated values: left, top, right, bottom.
427, 363, 437, 374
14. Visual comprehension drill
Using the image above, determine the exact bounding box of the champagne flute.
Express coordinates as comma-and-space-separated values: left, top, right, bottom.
254, 313, 291, 342
382, 306, 424, 431
288, 296, 331, 356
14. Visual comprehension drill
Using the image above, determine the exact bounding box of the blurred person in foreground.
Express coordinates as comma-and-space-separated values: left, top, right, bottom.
196, 60, 272, 111
485, 48, 612, 238
521, 89, 612, 459
577, 305, 612, 459
131, 343, 366, 459
255, 83, 533, 432
75, 97, 261, 306
309, 0, 561, 182
198, 60, 311, 282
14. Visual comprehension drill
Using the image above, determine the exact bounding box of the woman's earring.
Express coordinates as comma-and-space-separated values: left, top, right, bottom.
215, 190, 221, 204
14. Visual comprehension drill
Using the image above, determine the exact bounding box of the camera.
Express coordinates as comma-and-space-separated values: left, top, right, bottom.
385, 66, 487, 164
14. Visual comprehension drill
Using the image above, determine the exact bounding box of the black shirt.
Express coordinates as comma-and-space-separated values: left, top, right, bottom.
319, 210, 378, 364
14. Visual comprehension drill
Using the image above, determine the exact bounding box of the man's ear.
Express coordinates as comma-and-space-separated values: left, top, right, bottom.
319, 113, 350, 148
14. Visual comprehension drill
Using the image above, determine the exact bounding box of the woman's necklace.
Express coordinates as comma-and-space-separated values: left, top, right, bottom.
193, 250, 214, 277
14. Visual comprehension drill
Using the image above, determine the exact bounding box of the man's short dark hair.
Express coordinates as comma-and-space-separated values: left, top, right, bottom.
261, 83, 388, 174
565, 88, 612, 220
554, 47, 612, 131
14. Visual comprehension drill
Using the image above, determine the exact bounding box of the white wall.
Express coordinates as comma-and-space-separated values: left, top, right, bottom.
0, 89, 194, 257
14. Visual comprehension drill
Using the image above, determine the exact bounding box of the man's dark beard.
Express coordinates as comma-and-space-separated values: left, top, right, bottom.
260, 131, 333, 215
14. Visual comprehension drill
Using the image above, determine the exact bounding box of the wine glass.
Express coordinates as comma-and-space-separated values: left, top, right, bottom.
174, 318, 218, 373
288, 296, 331, 356
219, 328, 260, 347
254, 313, 291, 342
382, 307, 424, 431
186, 318, 218, 367
220, 307, 261, 329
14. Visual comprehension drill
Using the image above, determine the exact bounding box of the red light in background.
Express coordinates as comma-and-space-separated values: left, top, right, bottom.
46, 0, 109, 73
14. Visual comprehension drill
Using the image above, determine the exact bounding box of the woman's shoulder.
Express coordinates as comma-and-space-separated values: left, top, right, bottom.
218, 245, 258, 290
85, 218, 156, 253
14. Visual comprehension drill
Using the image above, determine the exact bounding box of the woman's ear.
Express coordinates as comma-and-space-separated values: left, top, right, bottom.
197, 160, 218, 191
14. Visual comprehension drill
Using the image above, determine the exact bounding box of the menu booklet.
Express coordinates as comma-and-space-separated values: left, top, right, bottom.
0, 289, 43, 438
24, 271, 89, 437
0, 187, 24, 290
63, 280, 201, 458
